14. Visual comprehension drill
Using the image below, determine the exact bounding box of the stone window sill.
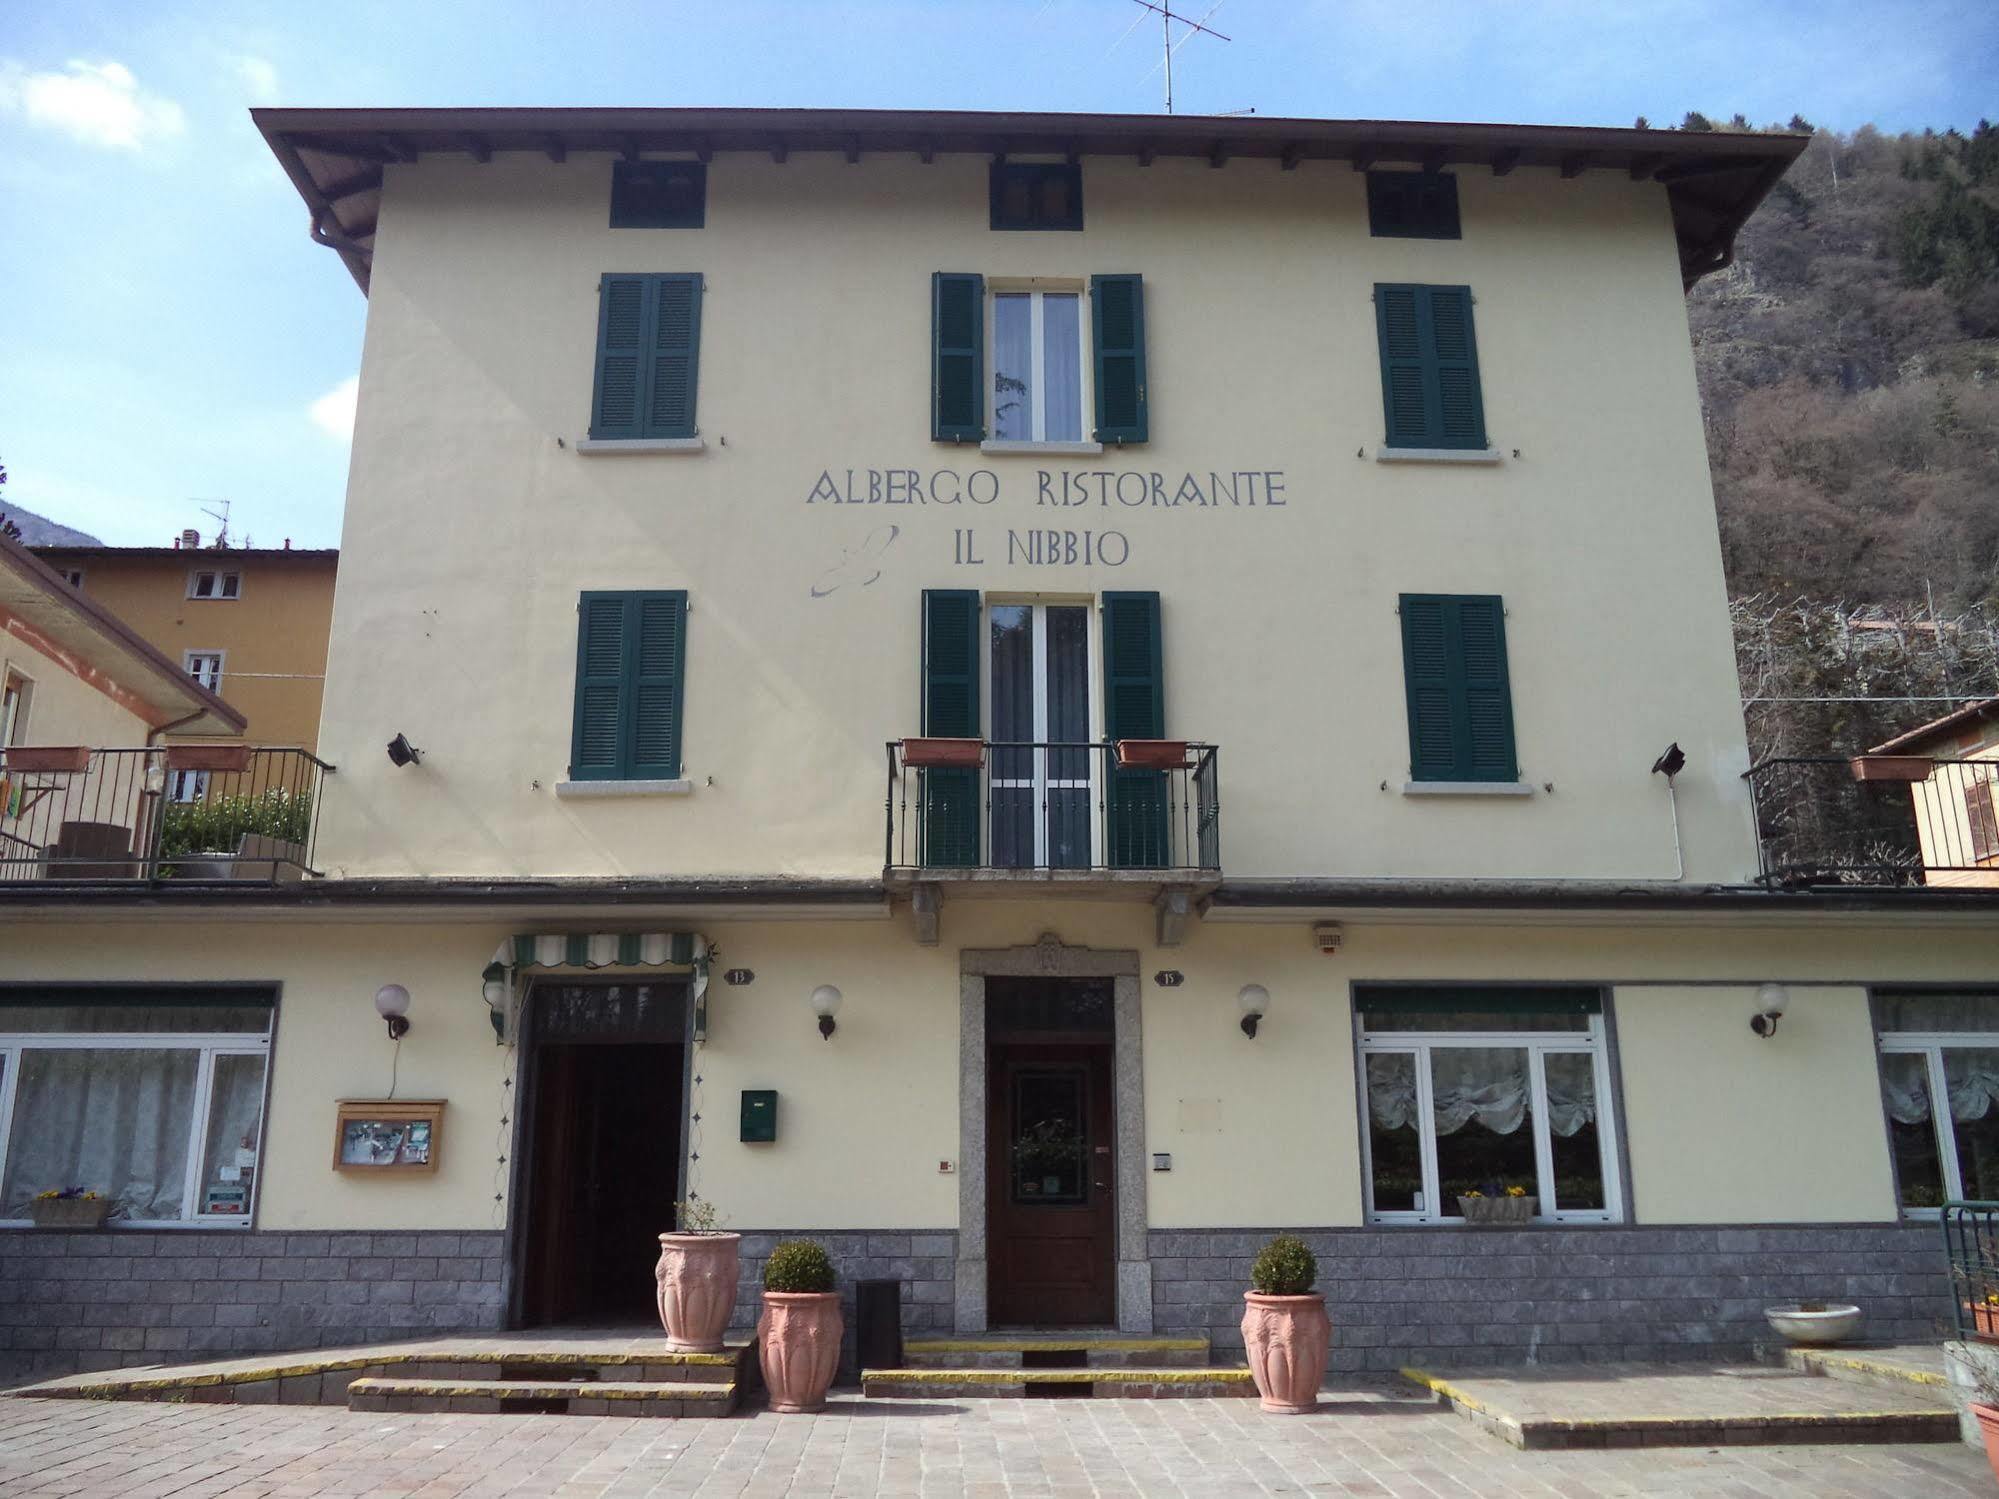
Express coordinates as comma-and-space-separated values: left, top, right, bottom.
555, 779, 694, 798
1401, 781, 1535, 797
979, 440, 1106, 456
1376, 446, 1502, 465
575, 438, 706, 455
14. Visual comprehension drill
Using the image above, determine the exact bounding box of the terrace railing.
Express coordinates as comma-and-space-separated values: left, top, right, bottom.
1945, 1201, 1999, 1343
1743, 754, 1998, 888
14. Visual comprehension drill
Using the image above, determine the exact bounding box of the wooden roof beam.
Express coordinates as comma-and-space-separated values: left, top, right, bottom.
1137, 144, 1156, 167
1489, 147, 1521, 177
543, 135, 566, 163
383, 135, 420, 164
621, 136, 641, 163
464, 134, 492, 164
1280, 141, 1305, 171
1208, 140, 1228, 169
1350, 146, 1377, 172
919, 139, 936, 165
1559, 151, 1593, 179
769, 139, 788, 164
693, 139, 713, 165
1421, 147, 1449, 173
317, 170, 380, 204
1628, 153, 1667, 181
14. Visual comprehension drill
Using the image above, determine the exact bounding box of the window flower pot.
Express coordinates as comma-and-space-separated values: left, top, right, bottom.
2, 746, 89, 774
655, 1231, 741, 1352
1848, 755, 1935, 783
757, 1290, 842, 1413
1763, 1303, 1862, 1344
1457, 1194, 1536, 1225
1116, 738, 1189, 770
1240, 1292, 1331, 1414
28, 1196, 112, 1230
165, 744, 253, 773
900, 738, 984, 769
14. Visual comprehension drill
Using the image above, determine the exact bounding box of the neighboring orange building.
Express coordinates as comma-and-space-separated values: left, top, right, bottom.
33, 538, 337, 752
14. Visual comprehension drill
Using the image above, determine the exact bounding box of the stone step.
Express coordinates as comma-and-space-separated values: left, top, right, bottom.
862, 1366, 1253, 1399
1781, 1345, 1952, 1400
895, 1335, 1211, 1370
397, 1348, 753, 1384
347, 1376, 737, 1418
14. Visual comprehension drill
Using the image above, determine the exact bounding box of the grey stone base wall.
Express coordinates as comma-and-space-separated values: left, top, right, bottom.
0, 1229, 506, 1389
727, 1229, 956, 1374
1151, 1223, 1952, 1373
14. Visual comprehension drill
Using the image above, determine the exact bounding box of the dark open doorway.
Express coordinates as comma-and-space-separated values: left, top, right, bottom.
516, 980, 686, 1327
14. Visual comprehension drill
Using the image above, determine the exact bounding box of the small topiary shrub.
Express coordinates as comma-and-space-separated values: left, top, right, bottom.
1250, 1234, 1317, 1296
762, 1239, 835, 1293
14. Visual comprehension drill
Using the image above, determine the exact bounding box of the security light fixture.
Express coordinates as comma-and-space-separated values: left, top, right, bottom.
1751, 982, 1787, 1039
374, 983, 412, 1040
386, 733, 424, 767
1237, 983, 1269, 1039
1651, 742, 1686, 780
810, 984, 842, 1040
480, 963, 509, 1041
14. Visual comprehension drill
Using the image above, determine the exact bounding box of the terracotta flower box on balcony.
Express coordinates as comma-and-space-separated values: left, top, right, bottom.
1848, 755, 1936, 783
165, 744, 253, 773
1116, 739, 1190, 770
900, 738, 984, 769
1, 745, 90, 774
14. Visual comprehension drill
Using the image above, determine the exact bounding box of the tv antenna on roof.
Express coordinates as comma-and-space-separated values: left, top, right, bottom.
198, 499, 231, 549
1128, 0, 1230, 115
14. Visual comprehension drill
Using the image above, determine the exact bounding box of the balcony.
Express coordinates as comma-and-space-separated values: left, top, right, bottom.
0, 746, 332, 886
1744, 754, 1997, 889
884, 739, 1220, 943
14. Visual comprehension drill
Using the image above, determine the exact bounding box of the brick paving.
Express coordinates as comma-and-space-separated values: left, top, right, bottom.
1, 1386, 1991, 1497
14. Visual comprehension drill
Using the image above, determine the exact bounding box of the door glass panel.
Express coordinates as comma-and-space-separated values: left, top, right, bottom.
1946, 1048, 1999, 1200
1365, 1051, 1423, 1212
1430, 1046, 1537, 1208
1880, 1052, 1946, 1208
1045, 605, 1091, 868
993, 294, 1032, 440
989, 605, 1034, 867
1041, 293, 1082, 441
1542, 1051, 1606, 1211
1011, 1068, 1087, 1205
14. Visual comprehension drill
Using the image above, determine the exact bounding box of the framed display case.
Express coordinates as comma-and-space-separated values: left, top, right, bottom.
332, 1100, 444, 1173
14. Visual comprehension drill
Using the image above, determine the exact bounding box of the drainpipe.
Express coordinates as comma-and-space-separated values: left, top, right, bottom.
309, 204, 369, 256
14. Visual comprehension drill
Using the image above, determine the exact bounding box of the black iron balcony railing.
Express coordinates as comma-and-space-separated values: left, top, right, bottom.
885, 739, 1220, 873
0, 746, 332, 884
1944, 1201, 1999, 1343
1743, 754, 1998, 888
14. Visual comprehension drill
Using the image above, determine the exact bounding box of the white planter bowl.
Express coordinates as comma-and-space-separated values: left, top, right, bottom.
1764, 1303, 1863, 1344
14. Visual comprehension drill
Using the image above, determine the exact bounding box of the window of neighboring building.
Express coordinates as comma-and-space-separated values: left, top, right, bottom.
609, 160, 707, 229
1374, 283, 1487, 450
1367, 170, 1461, 239
59, 568, 84, 590
568, 591, 688, 781
1875, 990, 1999, 1212
1968, 777, 1998, 863
989, 162, 1083, 231
188, 570, 241, 600
168, 769, 209, 804
588, 274, 703, 441
1357, 986, 1621, 1224
1, 670, 28, 747
1399, 594, 1517, 782
0, 989, 273, 1227
184, 651, 224, 693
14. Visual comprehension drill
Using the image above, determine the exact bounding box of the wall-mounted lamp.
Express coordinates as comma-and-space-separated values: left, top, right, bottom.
143, 758, 166, 796
480, 963, 510, 1042
374, 983, 412, 1040
1751, 982, 1788, 1039
386, 733, 424, 767
810, 984, 842, 1040
1237, 983, 1269, 1039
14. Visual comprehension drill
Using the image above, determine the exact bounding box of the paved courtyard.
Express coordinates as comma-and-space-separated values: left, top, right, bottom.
0, 1387, 1990, 1498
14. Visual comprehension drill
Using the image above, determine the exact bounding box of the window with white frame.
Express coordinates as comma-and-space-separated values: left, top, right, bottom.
0, 990, 273, 1226
184, 651, 224, 692
2, 669, 28, 746
1875, 989, 1999, 1212
1358, 986, 1621, 1224
188, 570, 241, 600
60, 568, 84, 590
991, 288, 1086, 444
168, 769, 210, 804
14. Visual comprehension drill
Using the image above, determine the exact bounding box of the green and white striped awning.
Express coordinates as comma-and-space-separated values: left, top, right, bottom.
487, 932, 713, 1043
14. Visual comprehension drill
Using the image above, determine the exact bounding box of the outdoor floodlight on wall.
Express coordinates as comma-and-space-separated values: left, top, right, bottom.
1237, 983, 1270, 1039
1650, 742, 1687, 781
1751, 982, 1788, 1039
375, 983, 412, 1040
809, 984, 842, 1039
386, 733, 424, 767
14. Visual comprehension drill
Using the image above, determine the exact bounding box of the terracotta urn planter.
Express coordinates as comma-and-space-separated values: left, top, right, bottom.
655, 1231, 742, 1352
1975, 1403, 1999, 1485
1241, 1293, 1331, 1414
757, 1291, 843, 1412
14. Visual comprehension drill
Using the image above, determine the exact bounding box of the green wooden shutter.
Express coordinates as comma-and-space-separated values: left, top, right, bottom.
630, 592, 687, 778
932, 273, 984, 442
1400, 594, 1515, 782
1375, 284, 1486, 450
571, 593, 631, 779
591, 276, 650, 440
1091, 274, 1148, 443
647, 275, 701, 439
920, 589, 981, 865
1102, 591, 1168, 868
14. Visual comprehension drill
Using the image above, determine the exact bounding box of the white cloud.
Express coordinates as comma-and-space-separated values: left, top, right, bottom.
230, 54, 279, 104
309, 375, 359, 442
0, 58, 187, 150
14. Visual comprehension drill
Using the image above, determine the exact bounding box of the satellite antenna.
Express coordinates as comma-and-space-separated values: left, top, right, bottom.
1129, 0, 1230, 115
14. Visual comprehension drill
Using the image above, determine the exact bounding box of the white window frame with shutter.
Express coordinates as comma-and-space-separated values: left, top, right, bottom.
983, 597, 1104, 869
981, 279, 1100, 456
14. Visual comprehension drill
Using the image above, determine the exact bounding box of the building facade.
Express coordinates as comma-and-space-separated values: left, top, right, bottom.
2, 108, 1992, 1387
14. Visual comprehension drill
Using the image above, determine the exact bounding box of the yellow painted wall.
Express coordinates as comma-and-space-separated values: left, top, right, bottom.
316, 152, 1753, 883
44, 553, 336, 751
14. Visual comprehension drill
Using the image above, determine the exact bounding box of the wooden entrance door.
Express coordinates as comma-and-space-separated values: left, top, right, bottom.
987, 1039, 1116, 1325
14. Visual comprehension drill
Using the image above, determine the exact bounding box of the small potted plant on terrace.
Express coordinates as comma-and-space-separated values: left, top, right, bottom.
1763, 1299, 1864, 1344
28, 1187, 110, 1230
655, 1197, 742, 1353
1457, 1181, 1536, 1225
1240, 1234, 1331, 1414
758, 1239, 842, 1413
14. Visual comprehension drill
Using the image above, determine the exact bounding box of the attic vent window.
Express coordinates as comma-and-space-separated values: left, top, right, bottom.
1367, 170, 1461, 240
990, 162, 1083, 231
610, 160, 707, 229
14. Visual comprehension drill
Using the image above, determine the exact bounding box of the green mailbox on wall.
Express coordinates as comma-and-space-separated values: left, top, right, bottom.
740, 1089, 777, 1143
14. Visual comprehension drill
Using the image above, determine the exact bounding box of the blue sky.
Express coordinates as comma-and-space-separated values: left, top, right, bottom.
2, 0, 1993, 549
